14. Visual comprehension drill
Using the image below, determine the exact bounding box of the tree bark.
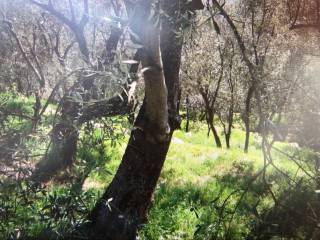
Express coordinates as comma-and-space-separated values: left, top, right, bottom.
32, 63, 138, 182
244, 85, 255, 153
32, 92, 81, 182
200, 91, 222, 148
32, 3, 134, 182
208, 113, 222, 148
185, 95, 190, 132
225, 102, 234, 149
212, 0, 261, 153
87, 1, 191, 239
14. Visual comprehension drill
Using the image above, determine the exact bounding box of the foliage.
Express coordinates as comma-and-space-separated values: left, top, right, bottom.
0, 99, 319, 239
139, 125, 320, 239
1, 0, 320, 239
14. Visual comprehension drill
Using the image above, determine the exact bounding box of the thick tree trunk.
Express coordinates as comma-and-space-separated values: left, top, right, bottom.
32, 74, 137, 182
87, 1, 190, 239
32, 93, 81, 182
30, 0, 131, 182
88, 106, 173, 239
32, 29, 139, 182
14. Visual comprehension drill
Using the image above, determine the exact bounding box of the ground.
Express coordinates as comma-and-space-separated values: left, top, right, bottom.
0, 95, 314, 239
82, 121, 309, 240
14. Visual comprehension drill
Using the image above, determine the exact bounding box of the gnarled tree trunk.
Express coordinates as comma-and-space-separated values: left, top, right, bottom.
86, 1, 203, 239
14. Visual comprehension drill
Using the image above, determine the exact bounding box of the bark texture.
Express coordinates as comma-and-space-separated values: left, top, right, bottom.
87, 0, 196, 239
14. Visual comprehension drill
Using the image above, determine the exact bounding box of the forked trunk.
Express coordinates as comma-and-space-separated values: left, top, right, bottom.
32, 29, 136, 182
87, 0, 191, 239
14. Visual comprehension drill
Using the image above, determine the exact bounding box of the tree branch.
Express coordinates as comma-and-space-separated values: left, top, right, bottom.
3, 20, 46, 88
30, 0, 90, 63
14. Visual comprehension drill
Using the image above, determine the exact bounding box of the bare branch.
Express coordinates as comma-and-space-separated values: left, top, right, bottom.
29, 0, 74, 29
30, 0, 90, 63
3, 20, 45, 88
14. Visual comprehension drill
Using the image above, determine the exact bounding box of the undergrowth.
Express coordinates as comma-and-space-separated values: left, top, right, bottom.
0, 95, 318, 239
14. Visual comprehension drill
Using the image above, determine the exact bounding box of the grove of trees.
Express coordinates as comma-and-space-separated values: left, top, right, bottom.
1, 0, 320, 239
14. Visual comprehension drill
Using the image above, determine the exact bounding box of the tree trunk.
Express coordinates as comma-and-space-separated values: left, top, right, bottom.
209, 117, 222, 148
87, 0, 188, 239
31, 91, 41, 131
225, 132, 231, 149
32, 93, 81, 182
200, 94, 222, 148
32, 26, 136, 182
185, 95, 190, 132
204, 105, 222, 148
225, 107, 233, 149
88, 106, 173, 239
32, 72, 138, 182
244, 85, 255, 153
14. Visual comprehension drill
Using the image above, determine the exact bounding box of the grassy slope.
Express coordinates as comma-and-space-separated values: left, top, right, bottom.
1, 92, 313, 239
84, 122, 304, 240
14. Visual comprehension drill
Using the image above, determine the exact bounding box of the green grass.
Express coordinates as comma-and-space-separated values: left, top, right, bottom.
139, 126, 262, 239
1, 100, 315, 239
79, 121, 312, 239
